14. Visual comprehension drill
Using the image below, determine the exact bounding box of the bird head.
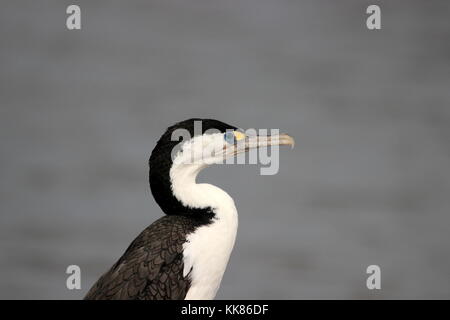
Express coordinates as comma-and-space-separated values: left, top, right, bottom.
149, 118, 294, 217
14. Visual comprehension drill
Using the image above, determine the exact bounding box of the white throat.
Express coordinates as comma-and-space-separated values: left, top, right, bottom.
170, 162, 238, 300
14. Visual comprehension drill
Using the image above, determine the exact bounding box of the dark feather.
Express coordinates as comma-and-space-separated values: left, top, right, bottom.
84, 215, 202, 300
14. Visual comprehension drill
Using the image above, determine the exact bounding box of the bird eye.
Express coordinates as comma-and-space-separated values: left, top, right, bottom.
224, 131, 235, 144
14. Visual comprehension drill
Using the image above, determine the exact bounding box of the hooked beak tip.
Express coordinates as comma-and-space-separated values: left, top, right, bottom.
279, 134, 295, 149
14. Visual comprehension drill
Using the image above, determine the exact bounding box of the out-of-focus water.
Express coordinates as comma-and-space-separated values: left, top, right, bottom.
1, 0, 449, 299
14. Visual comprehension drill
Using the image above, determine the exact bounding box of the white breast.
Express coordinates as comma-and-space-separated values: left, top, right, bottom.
182, 186, 238, 300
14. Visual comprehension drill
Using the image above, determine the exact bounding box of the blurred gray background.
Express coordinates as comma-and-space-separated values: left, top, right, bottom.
1, 0, 449, 299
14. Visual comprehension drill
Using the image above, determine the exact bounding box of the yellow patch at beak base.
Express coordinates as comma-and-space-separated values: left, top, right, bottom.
233, 131, 246, 141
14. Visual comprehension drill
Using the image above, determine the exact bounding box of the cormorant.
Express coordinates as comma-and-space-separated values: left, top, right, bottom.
84, 118, 294, 300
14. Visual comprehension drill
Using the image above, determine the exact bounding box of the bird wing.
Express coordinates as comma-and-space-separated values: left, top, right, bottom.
84, 215, 195, 300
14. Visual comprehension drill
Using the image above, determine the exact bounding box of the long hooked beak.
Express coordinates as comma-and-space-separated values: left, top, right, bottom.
225, 132, 295, 158
245, 133, 295, 150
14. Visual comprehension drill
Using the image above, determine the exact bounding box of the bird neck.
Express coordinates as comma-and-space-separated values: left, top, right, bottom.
169, 163, 237, 223
175, 163, 239, 300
